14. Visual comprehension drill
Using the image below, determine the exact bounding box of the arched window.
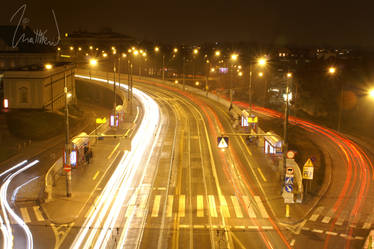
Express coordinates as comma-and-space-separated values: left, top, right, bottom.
19, 86, 28, 103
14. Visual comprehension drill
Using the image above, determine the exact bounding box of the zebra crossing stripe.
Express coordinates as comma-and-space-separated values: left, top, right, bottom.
321, 209, 334, 224
336, 210, 348, 226
151, 195, 161, 217
178, 195, 185, 217
208, 195, 218, 217
254, 196, 268, 218
219, 195, 230, 218
231, 196, 243, 218
125, 193, 137, 218
20, 207, 31, 223
33, 206, 44, 222
136, 195, 147, 217
242, 196, 256, 218
166, 195, 173, 218
309, 206, 324, 221
197, 195, 204, 217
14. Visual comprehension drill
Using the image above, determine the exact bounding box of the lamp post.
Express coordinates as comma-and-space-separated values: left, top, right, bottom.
229, 53, 238, 107
282, 72, 292, 181
64, 66, 72, 197
328, 66, 342, 131
45, 64, 54, 111
249, 57, 267, 115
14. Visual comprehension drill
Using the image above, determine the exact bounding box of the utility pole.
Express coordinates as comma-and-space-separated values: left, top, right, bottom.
182, 57, 185, 90
162, 55, 165, 81
249, 63, 253, 115
113, 63, 117, 115
64, 67, 72, 197
282, 73, 292, 181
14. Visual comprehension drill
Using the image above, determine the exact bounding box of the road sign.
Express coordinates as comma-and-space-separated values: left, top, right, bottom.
241, 116, 249, 127
96, 117, 107, 124
248, 116, 258, 123
286, 167, 294, 175
285, 176, 294, 185
285, 185, 293, 193
217, 136, 229, 148
110, 115, 119, 127
286, 150, 296, 159
303, 166, 314, 180
303, 158, 314, 180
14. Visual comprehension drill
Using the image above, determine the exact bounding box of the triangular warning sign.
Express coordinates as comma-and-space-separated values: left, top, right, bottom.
218, 137, 228, 148
304, 158, 314, 167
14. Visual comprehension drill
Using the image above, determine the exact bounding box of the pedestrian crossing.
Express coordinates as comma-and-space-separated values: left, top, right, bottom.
308, 206, 374, 229
18, 206, 45, 224
124, 194, 270, 219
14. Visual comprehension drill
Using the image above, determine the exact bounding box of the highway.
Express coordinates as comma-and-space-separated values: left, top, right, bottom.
1, 71, 373, 249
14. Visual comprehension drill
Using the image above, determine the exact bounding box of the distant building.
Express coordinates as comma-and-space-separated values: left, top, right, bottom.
2, 62, 75, 111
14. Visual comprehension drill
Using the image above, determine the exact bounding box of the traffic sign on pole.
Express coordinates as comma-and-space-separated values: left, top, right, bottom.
285, 185, 293, 193
303, 158, 314, 180
217, 136, 229, 148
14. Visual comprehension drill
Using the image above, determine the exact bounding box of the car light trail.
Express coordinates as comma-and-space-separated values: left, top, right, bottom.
0, 160, 39, 249
72, 75, 161, 248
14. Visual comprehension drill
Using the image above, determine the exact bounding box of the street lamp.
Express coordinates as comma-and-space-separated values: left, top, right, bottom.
248, 56, 267, 115
329, 67, 336, 74
215, 50, 221, 57
258, 72, 264, 77
369, 88, 374, 99
282, 72, 292, 182
229, 53, 239, 107
328, 66, 343, 131
45, 63, 53, 70
89, 58, 97, 80
173, 48, 178, 53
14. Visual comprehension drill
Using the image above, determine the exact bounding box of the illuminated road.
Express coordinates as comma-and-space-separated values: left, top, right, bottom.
236, 104, 374, 249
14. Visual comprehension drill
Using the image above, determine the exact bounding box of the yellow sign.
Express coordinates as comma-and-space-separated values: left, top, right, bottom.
96, 117, 107, 124
302, 158, 314, 180
248, 116, 258, 123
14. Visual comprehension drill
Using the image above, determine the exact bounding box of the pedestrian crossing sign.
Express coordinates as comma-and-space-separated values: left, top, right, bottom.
217, 136, 229, 148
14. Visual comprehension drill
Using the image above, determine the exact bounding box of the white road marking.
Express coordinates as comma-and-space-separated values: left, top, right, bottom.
231, 196, 243, 218
151, 195, 161, 217
254, 196, 269, 218
336, 210, 348, 226
178, 195, 185, 217
242, 196, 256, 218
312, 229, 323, 234
208, 195, 218, 217
33, 206, 44, 221
197, 195, 204, 217
20, 208, 31, 223
309, 206, 324, 222
321, 208, 335, 224
166, 195, 173, 218
290, 239, 295, 246
125, 193, 137, 218
326, 231, 338, 236
219, 195, 230, 218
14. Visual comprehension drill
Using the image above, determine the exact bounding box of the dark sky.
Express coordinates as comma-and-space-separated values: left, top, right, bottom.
1, 0, 374, 47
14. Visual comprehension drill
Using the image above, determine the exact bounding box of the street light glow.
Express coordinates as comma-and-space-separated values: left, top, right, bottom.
103, 53, 108, 58
238, 71, 243, 76
195, 81, 200, 86
258, 57, 267, 66
215, 50, 221, 57
44, 64, 53, 70
133, 50, 139, 56
193, 48, 199, 54
258, 72, 264, 77
89, 46, 93, 50
89, 58, 98, 66
154, 46, 159, 52
211, 68, 215, 72
69, 46, 74, 51
173, 48, 178, 53
329, 66, 336, 74
231, 53, 238, 61
369, 89, 374, 99
287, 72, 292, 78
122, 53, 127, 58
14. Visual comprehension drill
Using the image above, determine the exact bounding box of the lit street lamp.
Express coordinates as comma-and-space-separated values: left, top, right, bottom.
282, 72, 292, 182
369, 88, 374, 99
248, 57, 267, 115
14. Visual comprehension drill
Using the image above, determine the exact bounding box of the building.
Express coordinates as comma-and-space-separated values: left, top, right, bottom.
2, 62, 75, 111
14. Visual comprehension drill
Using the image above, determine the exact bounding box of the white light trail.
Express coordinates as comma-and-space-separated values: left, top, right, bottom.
72, 75, 161, 248
0, 160, 39, 249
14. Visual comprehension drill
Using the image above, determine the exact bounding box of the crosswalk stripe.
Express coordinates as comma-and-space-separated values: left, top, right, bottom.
125, 193, 137, 218
219, 195, 230, 218
208, 195, 218, 217
166, 195, 173, 217
336, 210, 348, 226
309, 206, 324, 221
231, 196, 243, 218
197, 195, 204, 217
254, 196, 268, 218
152, 195, 161, 217
178, 195, 185, 217
20, 208, 31, 223
242, 196, 256, 218
33, 206, 44, 222
136, 195, 147, 217
321, 209, 334, 224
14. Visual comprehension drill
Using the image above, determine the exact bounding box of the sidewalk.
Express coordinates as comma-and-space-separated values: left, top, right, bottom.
40, 120, 133, 224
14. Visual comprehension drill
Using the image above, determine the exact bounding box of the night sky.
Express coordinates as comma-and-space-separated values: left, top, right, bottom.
1, 0, 374, 47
